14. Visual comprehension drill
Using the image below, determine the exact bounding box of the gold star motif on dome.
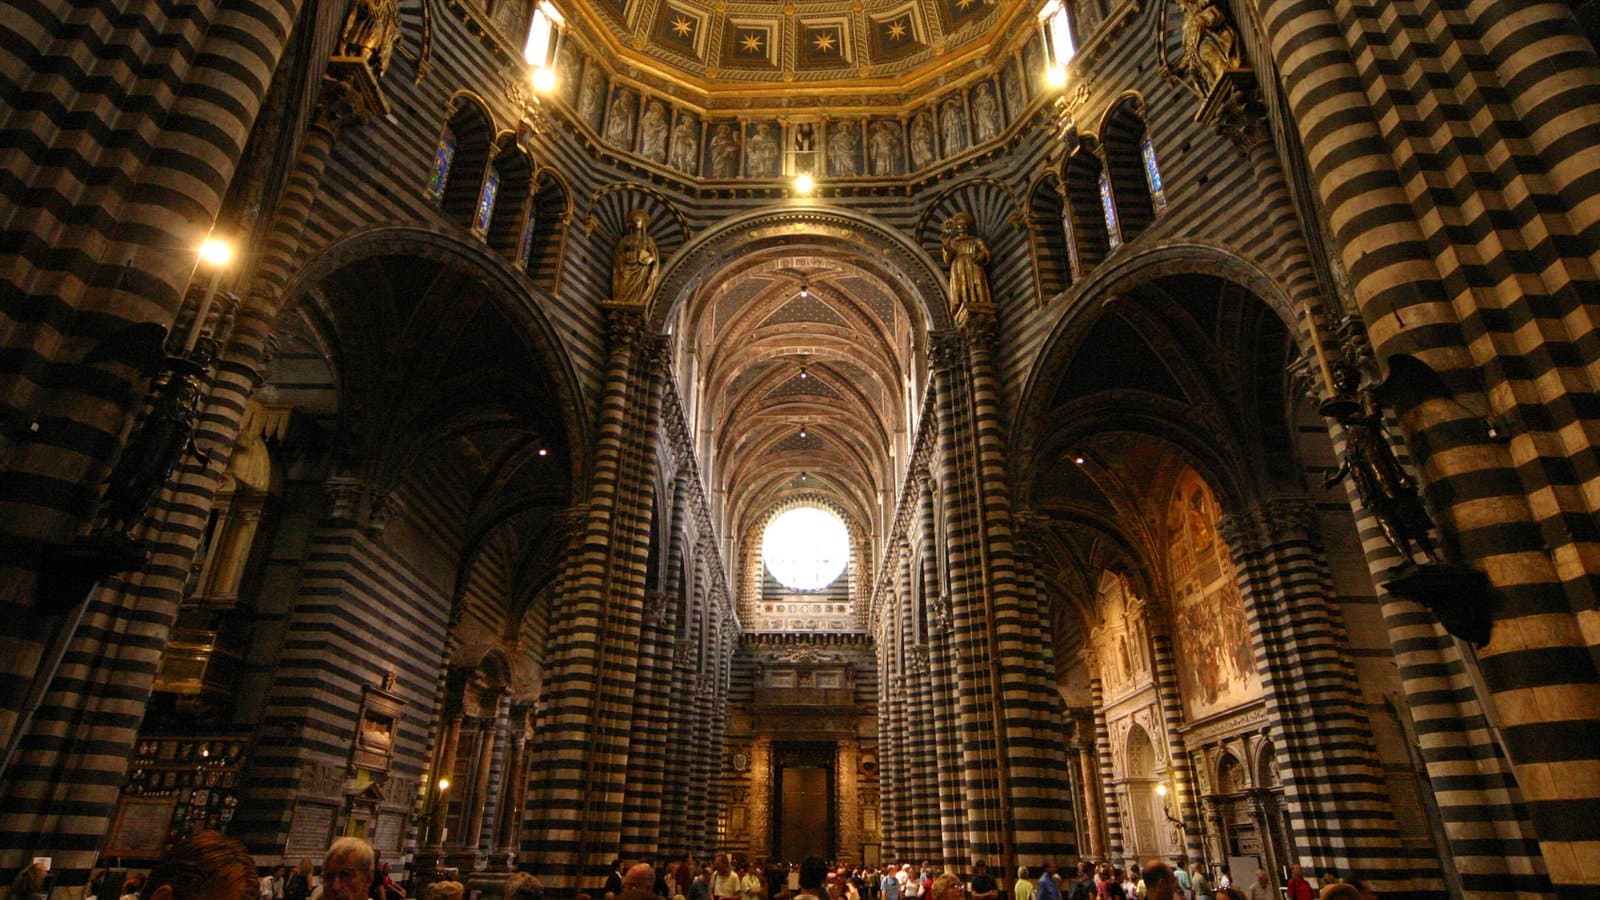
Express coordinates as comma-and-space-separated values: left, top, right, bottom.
740, 31, 765, 53
671, 15, 694, 36
885, 20, 907, 40
812, 31, 837, 52
955, 0, 975, 8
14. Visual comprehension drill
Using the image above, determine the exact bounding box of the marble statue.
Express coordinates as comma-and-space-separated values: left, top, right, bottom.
1176, 0, 1242, 94
828, 122, 858, 176
940, 212, 991, 314
1002, 63, 1025, 119
670, 116, 700, 173
578, 64, 604, 127
747, 123, 779, 177
869, 120, 901, 176
910, 111, 935, 170
339, 0, 401, 77
941, 97, 967, 155
710, 122, 740, 177
641, 100, 669, 163
973, 83, 1002, 142
605, 89, 636, 148
611, 210, 659, 307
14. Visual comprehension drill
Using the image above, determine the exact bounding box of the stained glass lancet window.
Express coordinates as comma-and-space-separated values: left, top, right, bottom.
472, 169, 500, 239
1100, 169, 1121, 249
1142, 136, 1167, 213
427, 128, 456, 202
517, 208, 537, 269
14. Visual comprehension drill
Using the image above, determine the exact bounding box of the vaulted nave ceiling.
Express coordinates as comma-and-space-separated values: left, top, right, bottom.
674, 246, 925, 624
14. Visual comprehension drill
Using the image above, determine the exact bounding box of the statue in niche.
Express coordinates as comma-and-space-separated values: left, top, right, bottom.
640, 100, 670, 162
578, 64, 604, 127
828, 122, 858, 176
710, 122, 740, 177
670, 116, 700, 173
940, 212, 992, 314
1002, 63, 1025, 118
910, 111, 935, 169
1175, 0, 1242, 95
611, 210, 659, 307
604, 89, 636, 148
1075, 0, 1103, 36
869, 120, 901, 175
794, 122, 816, 152
1321, 363, 1439, 564
747, 123, 779, 177
972, 82, 1002, 142
338, 0, 401, 77
940, 97, 967, 155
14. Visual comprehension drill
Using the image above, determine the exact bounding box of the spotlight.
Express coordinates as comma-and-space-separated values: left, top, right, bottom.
531, 67, 558, 93
799, 282, 810, 299
799, 427, 808, 438
1073, 454, 1086, 465
793, 172, 816, 194
1045, 65, 1068, 89
198, 236, 234, 267
799, 366, 809, 380
438, 778, 451, 791
538, 447, 549, 457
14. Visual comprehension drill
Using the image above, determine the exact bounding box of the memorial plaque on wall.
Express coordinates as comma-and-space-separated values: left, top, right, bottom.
105, 797, 178, 858
286, 801, 338, 855
373, 812, 405, 854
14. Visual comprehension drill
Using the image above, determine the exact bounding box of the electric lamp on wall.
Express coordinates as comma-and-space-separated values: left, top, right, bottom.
1038, 0, 1075, 89
524, 2, 567, 93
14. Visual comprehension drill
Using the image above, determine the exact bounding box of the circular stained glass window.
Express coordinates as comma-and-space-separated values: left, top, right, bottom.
762, 506, 849, 590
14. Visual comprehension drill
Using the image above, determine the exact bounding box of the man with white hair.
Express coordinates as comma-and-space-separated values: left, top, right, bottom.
321, 838, 374, 900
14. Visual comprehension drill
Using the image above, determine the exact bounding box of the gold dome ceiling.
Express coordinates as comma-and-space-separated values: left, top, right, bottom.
553, 0, 1037, 107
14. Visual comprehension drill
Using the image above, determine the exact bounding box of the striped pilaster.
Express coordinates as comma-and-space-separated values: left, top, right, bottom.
1088, 672, 1121, 861
1142, 629, 1204, 866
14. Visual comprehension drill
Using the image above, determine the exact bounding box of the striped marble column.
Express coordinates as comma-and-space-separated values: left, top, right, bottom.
1252, 0, 1600, 887
1215, 500, 1423, 891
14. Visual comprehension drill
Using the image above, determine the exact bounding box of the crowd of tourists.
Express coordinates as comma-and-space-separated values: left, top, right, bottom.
22, 834, 1376, 900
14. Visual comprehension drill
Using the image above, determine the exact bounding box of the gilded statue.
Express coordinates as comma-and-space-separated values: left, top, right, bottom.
611, 210, 659, 307
1174, 0, 1242, 94
339, 0, 401, 78
1322, 363, 1440, 564
940, 212, 992, 314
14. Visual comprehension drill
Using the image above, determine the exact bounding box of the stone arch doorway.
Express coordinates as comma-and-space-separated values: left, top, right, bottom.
1123, 724, 1162, 861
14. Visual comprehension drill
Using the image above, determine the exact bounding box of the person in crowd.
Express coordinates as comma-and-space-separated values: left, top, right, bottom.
1035, 863, 1061, 900
1014, 867, 1033, 900
284, 861, 312, 900
622, 864, 660, 900
794, 859, 829, 900
1245, 871, 1271, 900
425, 883, 463, 900
712, 855, 742, 900
1284, 866, 1312, 900
740, 862, 766, 900
139, 831, 256, 900
1171, 864, 1190, 900
689, 865, 713, 900
507, 874, 544, 900
902, 867, 922, 900
123, 874, 148, 900
607, 861, 628, 898
967, 862, 995, 900
1137, 864, 1176, 900
928, 874, 963, 900
11, 861, 49, 900
88, 868, 107, 900
1316, 888, 1358, 900
1214, 868, 1230, 895
1186, 866, 1210, 900
321, 838, 374, 900
880, 866, 900, 900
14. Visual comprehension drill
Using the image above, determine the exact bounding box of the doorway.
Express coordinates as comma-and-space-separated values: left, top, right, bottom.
773, 742, 836, 861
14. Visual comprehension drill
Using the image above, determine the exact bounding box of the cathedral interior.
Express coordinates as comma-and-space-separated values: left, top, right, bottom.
3, 0, 1600, 897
